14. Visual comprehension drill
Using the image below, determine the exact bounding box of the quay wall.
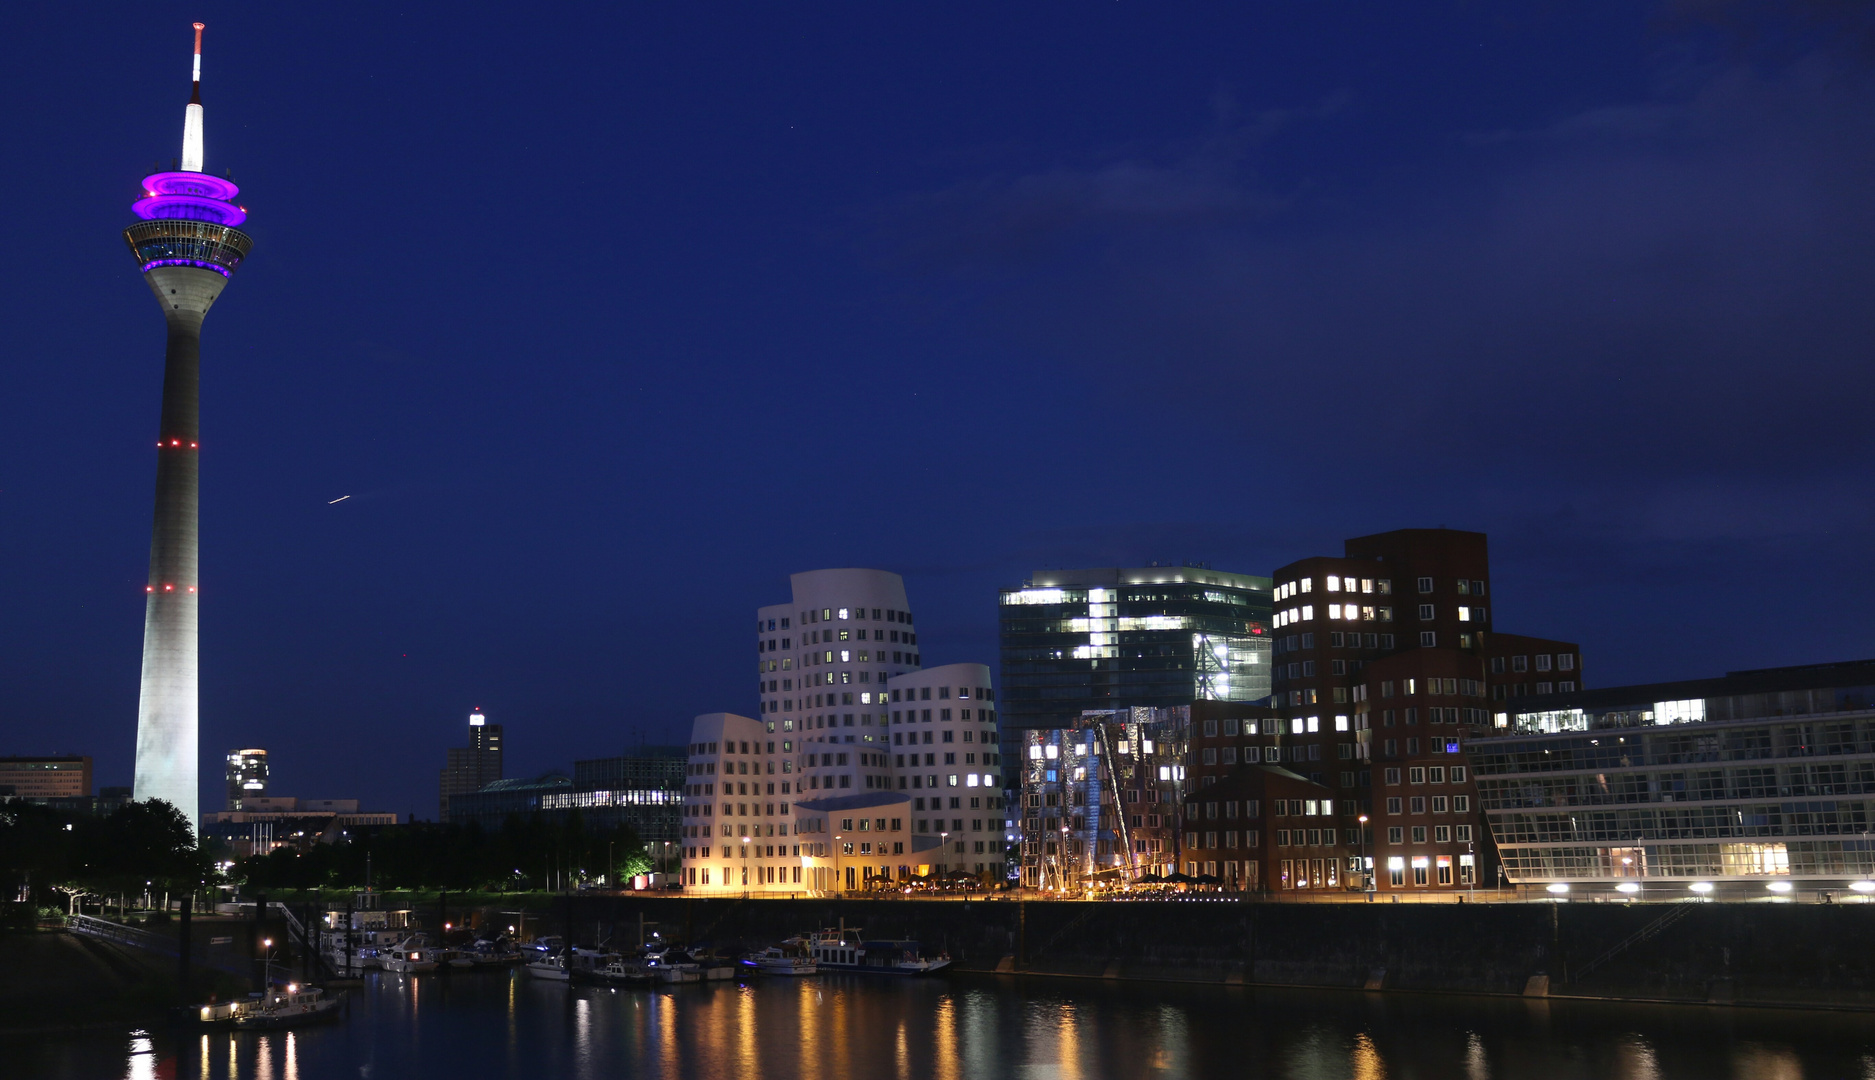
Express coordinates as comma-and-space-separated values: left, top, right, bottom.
539, 896, 1875, 1011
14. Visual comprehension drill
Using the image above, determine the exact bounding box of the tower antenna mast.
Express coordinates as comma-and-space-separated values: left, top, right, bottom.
181, 22, 205, 172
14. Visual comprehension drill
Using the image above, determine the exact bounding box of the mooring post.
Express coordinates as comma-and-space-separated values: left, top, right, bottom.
178, 894, 193, 997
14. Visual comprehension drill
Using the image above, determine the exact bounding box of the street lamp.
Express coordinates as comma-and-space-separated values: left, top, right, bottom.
833, 835, 843, 897
1358, 815, 1373, 901
1467, 840, 1477, 902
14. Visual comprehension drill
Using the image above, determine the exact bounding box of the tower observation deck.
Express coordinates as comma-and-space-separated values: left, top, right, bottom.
127, 23, 252, 832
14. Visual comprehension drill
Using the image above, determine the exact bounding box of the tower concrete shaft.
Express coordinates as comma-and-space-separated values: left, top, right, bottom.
130, 265, 228, 829
125, 22, 251, 833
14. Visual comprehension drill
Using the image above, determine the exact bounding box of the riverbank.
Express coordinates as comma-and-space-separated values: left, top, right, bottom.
542, 895, 1875, 1013
0, 931, 244, 1031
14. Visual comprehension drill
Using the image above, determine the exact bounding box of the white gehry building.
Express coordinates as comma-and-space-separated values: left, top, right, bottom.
677, 568, 1009, 893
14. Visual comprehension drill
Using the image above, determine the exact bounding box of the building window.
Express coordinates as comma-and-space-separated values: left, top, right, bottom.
1419, 632, 1436, 648
1434, 825, 1451, 843
1457, 825, 1473, 842
1417, 604, 1434, 620
1416, 577, 1433, 594
1512, 655, 1527, 672
1558, 654, 1576, 671
1535, 654, 1553, 672
1409, 797, 1426, 814
1387, 827, 1403, 845
1386, 797, 1402, 815
1389, 858, 1405, 886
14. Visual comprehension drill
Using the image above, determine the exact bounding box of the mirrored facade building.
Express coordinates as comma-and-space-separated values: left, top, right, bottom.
1474, 659, 1875, 898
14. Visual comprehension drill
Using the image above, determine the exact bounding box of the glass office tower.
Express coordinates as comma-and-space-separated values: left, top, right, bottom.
999, 565, 1274, 732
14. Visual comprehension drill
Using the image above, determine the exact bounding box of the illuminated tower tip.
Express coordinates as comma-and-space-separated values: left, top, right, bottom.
182, 22, 205, 171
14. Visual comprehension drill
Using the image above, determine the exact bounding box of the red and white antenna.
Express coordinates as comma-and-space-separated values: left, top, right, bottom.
181, 22, 205, 172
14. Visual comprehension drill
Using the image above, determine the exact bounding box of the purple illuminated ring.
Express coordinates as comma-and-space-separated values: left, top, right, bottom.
140, 171, 241, 201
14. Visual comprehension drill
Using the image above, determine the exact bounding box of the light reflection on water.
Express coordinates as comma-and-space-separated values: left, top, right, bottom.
9, 971, 1875, 1080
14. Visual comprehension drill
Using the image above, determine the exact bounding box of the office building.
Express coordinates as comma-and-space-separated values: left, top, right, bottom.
444, 749, 685, 849
683, 567, 1000, 894
1266, 528, 1582, 893
681, 663, 1006, 894
438, 711, 504, 819
752, 567, 924, 723
1016, 707, 1188, 890
127, 24, 255, 832
225, 748, 267, 810
200, 797, 397, 858
888, 663, 1008, 879
0, 756, 93, 799
998, 564, 1274, 734
1474, 659, 1875, 899
1180, 764, 1353, 891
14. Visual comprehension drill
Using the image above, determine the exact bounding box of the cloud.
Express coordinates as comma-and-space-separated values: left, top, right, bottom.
864, 50, 1875, 545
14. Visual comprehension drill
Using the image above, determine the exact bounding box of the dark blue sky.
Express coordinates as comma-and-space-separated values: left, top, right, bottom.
5, 3, 1873, 818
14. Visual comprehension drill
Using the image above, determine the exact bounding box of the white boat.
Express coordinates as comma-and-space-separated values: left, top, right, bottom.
234, 984, 343, 1029
380, 934, 441, 973
322, 927, 408, 974
809, 930, 951, 976
526, 950, 570, 981
749, 945, 818, 976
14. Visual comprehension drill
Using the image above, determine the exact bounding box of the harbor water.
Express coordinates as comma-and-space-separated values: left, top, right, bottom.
11, 970, 1875, 1079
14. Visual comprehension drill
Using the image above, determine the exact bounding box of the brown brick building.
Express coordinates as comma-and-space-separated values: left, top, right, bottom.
1266, 528, 1582, 894
1180, 762, 1356, 891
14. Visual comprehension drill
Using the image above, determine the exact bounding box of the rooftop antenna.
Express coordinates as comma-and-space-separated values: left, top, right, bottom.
181, 22, 205, 172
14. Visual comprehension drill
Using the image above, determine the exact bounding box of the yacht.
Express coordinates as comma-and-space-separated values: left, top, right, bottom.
525, 948, 570, 981
379, 934, 442, 974
808, 930, 950, 976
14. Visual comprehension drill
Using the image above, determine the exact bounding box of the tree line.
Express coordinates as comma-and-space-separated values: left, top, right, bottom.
235, 812, 650, 893
1, 799, 650, 915
1, 799, 205, 915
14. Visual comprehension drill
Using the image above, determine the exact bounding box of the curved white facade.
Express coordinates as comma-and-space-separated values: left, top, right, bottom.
679, 569, 1006, 893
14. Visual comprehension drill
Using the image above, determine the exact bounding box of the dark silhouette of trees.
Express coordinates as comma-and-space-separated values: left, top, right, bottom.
235, 813, 647, 892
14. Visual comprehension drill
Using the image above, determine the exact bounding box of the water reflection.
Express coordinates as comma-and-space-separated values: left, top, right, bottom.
12, 972, 1875, 1080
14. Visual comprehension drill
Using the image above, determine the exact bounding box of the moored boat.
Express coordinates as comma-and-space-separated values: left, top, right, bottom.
747, 944, 818, 976
808, 930, 950, 976
233, 984, 343, 1029
380, 934, 442, 973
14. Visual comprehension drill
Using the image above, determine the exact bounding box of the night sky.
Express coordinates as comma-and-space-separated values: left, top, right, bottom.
5, 3, 1873, 819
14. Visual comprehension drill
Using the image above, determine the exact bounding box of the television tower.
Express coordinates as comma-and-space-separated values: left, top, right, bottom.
126, 22, 252, 831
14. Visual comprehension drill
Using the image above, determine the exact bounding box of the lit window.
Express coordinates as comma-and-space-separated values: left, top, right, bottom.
1307, 716, 1320, 733
1334, 715, 1349, 732
1326, 575, 1340, 592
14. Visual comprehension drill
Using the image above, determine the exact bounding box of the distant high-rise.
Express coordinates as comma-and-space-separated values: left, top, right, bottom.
439, 711, 504, 819
127, 23, 254, 832
224, 748, 267, 810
